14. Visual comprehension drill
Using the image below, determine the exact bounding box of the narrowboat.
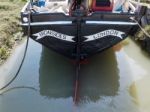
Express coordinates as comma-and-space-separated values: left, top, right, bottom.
21, 0, 144, 60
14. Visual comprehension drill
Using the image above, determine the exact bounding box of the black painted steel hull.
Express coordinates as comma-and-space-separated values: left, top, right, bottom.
21, 11, 139, 59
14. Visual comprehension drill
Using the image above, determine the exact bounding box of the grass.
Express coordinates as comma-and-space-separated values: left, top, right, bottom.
133, 0, 150, 40
136, 25, 150, 40
141, 0, 150, 3
0, 0, 25, 64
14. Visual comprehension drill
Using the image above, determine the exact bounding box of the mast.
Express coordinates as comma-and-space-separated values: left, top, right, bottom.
77, 0, 81, 9
30, 0, 33, 8
137, 0, 141, 9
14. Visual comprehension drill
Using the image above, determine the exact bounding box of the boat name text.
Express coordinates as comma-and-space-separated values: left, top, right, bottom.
84, 29, 125, 42
33, 30, 74, 42
33, 29, 125, 42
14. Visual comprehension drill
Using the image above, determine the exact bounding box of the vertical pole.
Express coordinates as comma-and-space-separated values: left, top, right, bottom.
137, 0, 141, 10
30, 0, 33, 8
77, 0, 81, 9
74, 17, 81, 104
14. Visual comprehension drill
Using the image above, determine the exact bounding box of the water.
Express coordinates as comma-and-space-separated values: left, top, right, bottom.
0, 38, 150, 112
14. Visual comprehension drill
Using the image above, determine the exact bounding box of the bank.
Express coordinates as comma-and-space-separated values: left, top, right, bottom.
132, 4, 150, 53
0, 0, 25, 65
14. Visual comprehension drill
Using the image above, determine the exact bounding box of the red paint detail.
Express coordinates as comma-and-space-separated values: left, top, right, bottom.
91, 0, 114, 11
80, 59, 89, 64
71, 59, 89, 65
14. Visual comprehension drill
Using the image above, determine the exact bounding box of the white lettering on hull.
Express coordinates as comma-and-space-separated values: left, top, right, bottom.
33, 30, 75, 42
33, 29, 125, 42
84, 29, 125, 42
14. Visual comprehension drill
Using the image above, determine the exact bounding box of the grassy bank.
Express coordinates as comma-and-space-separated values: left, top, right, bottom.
0, 0, 25, 64
137, 25, 150, 40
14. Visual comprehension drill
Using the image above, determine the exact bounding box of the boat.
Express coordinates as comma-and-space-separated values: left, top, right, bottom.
21, 0, 146, 60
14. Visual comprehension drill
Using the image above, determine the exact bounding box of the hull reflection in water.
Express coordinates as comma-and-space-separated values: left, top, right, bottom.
39, 47, 119, 103
39, 47, 75, 98
79, 49, 119, 102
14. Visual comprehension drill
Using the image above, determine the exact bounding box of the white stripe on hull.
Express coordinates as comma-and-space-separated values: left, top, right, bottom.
21, 21, 73, 26
21, 21, 137, 26
86, 21, 137, 25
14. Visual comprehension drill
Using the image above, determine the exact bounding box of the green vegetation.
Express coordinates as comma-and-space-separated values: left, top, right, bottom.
141, 0, 150, 3
137, 25, 150, 40
0, 0, 25, 64
138, 0, 150, 40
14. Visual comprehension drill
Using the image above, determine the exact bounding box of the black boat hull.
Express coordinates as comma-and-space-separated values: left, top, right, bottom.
21, 12, 138, 59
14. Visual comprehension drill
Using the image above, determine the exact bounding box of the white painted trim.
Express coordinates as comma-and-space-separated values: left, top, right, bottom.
86, 21, 138, 25
21, 2, 30, 13
21, 21, 73, 26
129, 2, 136, 12
22, 20, 137, 26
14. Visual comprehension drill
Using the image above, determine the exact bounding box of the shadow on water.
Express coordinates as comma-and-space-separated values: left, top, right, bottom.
0, 39, 120, 112
39, 47, 119, 104
79, 49, 119, 103
2, 39, 150, 112
39, 47, 75, 98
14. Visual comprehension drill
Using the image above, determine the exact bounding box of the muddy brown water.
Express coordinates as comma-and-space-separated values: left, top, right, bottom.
0, 38, 150, 112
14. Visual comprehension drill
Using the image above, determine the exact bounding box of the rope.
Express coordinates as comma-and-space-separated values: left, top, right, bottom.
137, 0, 141, 9
73, 18, 81, 104
129, 0, 150, 8
73, 62, 80, 104
0, 86, 38, 95
130, 17, 150, 38
0, 3, 31, 90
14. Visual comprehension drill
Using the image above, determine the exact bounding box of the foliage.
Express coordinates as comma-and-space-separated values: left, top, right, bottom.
136, 25, 150, 40
0, 0, 25, 64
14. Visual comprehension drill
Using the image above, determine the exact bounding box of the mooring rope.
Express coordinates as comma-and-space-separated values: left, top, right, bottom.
73, 18, 82, 104
73, 62, 80, 104
129, 0, 150, 8
0, 3, 31, 91
130, 17, 150, 39
0, 86, 38, 95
